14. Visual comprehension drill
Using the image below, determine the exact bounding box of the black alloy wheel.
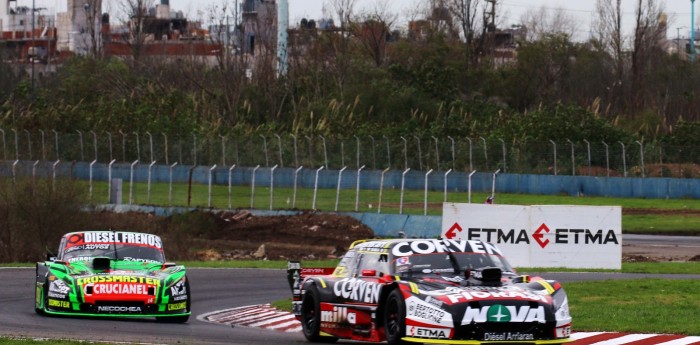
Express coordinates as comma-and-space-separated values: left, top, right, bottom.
301, 284, 337, 343
384, 289, 409, 345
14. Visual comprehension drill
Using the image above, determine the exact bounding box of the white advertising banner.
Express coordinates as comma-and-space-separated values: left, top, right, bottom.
441, 203, 622, 269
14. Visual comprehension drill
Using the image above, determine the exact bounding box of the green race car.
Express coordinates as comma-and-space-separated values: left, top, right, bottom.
35, 231, 191, 322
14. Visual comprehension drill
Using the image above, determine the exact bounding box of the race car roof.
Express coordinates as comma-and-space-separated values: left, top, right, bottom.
349, 238, 503, 257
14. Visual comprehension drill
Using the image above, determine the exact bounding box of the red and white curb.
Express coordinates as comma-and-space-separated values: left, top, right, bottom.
198, 304, 301, 333
199, 305, 700, 344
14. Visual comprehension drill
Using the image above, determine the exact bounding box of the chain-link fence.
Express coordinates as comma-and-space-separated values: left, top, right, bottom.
1, 128, 699, 178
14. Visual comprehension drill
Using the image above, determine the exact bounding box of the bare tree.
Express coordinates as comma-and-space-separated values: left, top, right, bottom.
328, 0, 357, 29
118, 0, 156, 62
630, 0, 666, 107
352, 1, 397, 67
83, 0, 103, 58
520, 6, 580, 42
594, 0, 624, 83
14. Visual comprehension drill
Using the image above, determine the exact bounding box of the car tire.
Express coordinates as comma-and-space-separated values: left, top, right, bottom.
301, 284, 337, 343
384, 289, 409, 345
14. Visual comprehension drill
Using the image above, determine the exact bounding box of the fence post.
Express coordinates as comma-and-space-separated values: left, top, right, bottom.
129, 160, 139, 205
52, 160, 61, 191
414, 135, 423, 171
636, 140, 645, 178
89, 159, 97, 200
549, 140, 557, 176
39, 129, 45, 161
208, 164, 217, 207
319, 135, 328, 169
619, 141, 627, 177
448, 136, 455, 170
32, 160, 39, 179
291, 134, 299, 168
468, 170, 477, 203
76, 130, 84, 161
293, 166, 303, 208
251, 165, 260, 208
491, 169, 501, 200
480, 136, 488, 170
499, 138, 506, 173
108, 159, 116, 203
378, 167, 390, 213
583, 139, 591, 176
259, 135, 269, 167
12, 129, 18, 160
146, 131, 153, 163
270, 164, 278, 210
220, 135, 226, 166
383, 135, 391, 169
354, 135, 361, 169
432, 136, 440, 170
227, 164, 236, 209
107, 132, 113, 162
275, 134, 283, 168
444, 169, 452, 202
0, 128, 5, 160
566, 139, 575, 176
466, 137, 473, 172
424, 169, 434, 216
24, 129, 32, 160
169, 162, 178, 205
162, 133, 168, 165
335, 166, 347, 211
91, 131, 98, 162
368, 135, 376, 170
400, 168, 410, 215
133, 132, 141, 162
12, 160, 19, 184
355, 165, 365, 212
312, 166, 324, 210
400, 136, 408, 170
602, 141, 609, 177
52, 129, 59, 161
148, 160, 157, 203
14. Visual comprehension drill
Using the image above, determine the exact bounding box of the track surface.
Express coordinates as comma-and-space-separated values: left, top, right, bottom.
2, 234, 700, 344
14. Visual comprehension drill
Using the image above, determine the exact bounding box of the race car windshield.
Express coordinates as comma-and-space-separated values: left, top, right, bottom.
394, 252, 513, 275
61, 243, 165, 263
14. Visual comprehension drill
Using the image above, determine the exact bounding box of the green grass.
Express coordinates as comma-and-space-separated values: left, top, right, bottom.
81, 180, 700, 234
567, 279, 700, 334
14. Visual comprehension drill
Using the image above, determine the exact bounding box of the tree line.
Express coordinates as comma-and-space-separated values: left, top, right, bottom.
0, 0, 699, 151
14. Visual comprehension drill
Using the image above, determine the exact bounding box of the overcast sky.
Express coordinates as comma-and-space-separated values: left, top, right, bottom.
20, 0, 700, 40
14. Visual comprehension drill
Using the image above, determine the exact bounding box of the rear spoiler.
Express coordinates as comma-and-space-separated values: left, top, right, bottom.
287, 261, 335, 299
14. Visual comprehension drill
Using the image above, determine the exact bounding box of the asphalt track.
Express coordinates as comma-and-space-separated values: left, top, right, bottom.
3, 235, 700, 345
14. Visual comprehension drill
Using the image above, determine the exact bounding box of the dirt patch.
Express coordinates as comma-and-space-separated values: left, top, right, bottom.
78, 210, 693, 264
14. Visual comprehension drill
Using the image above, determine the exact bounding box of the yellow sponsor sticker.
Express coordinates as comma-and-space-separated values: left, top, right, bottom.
167, 302, 187, 311
48, 299, 70, 308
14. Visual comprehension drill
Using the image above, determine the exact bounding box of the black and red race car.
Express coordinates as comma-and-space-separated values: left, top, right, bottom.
287, 239, 571, 344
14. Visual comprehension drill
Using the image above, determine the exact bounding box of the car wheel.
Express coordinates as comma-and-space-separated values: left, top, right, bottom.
384, 289, 409, 345
301, 284, 337, 343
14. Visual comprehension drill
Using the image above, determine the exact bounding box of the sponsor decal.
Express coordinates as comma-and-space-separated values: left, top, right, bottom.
484, 332, 535, 341
171, 280, 187, 297
172, 295, 188, 301
425, 296, 444, 308
48, 292, 67, 299
462, 304, 545, 324
321, 306, 356, 324
97, 306, 142, 313
332, 278, 381, 304
66, 232, 162, 249
49, 280, 71, 294
354, 241, 391, 253
407, 326, 450, 339
447, 225, 619, 248
122, 257, 161, 263
48, 299, 70, 309
443, 287, 549, 304
167, 302, 187, 311
77, 275, 160, 286
86, 283, 152, 295
392, 240, 502, 257
397, 257, 410, 265
407, 298, 447, 324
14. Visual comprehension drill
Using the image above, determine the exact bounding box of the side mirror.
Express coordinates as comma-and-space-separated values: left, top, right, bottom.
46, 253, 57, 261
361, 269, 377, 277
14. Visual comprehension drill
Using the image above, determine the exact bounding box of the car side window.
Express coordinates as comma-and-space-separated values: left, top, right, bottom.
356, 253, 391, 276
333, 249, 358, 278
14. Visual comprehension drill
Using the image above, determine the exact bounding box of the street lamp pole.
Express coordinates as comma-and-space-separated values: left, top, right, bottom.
692, 0, 696, 62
